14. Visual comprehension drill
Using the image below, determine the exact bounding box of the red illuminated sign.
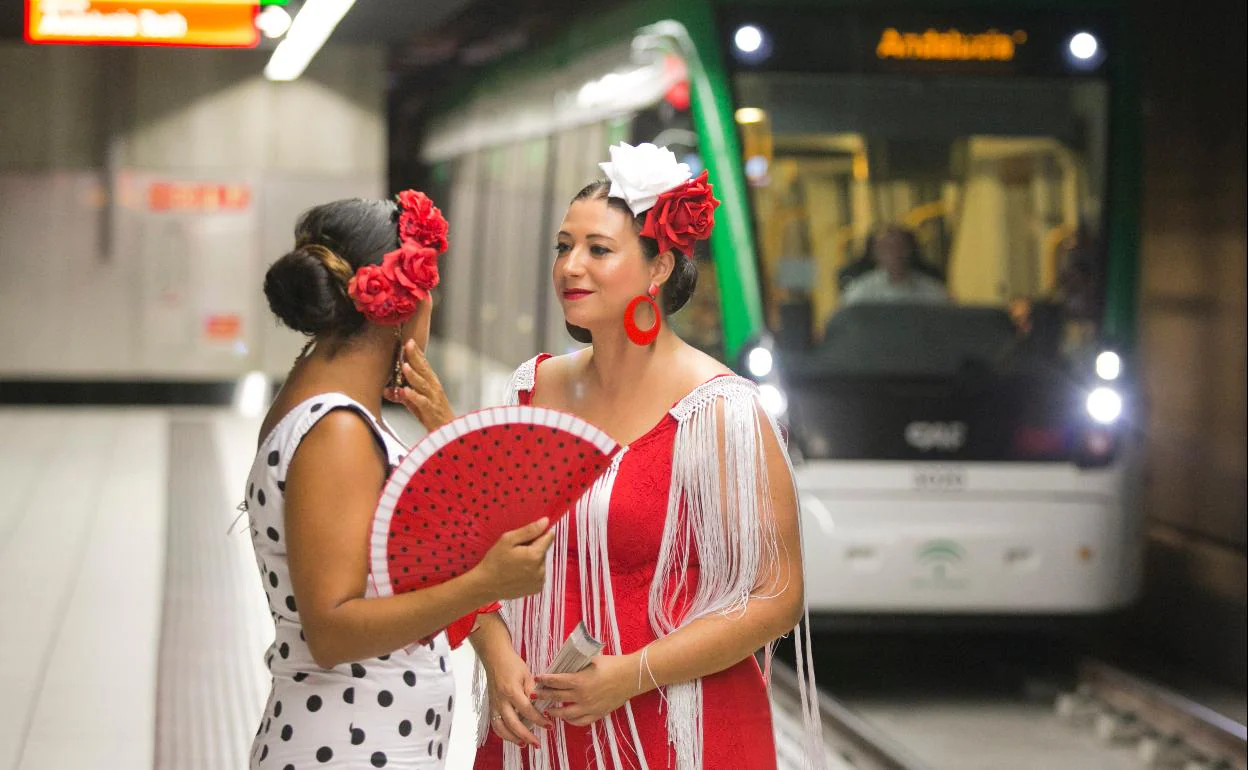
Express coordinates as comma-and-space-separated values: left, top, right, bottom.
26, 1, 259, 48
148, 181, 252, 211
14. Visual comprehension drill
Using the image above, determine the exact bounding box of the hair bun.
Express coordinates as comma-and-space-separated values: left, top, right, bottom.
264, 245, 354, 336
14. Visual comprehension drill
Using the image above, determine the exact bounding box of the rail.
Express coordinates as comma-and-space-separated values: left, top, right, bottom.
770, 661, 934, 770
1076, 658, 1247, 770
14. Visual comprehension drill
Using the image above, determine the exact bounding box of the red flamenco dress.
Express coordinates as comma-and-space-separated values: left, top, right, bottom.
474, 354, 818, 770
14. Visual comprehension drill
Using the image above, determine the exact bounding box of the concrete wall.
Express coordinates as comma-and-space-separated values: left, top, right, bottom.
0, 42, 386, 379
1131, 0, 1247, 686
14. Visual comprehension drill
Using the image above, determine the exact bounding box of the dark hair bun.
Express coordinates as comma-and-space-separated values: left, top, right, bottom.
661, 255, 699, 314
263, 245, 354, 337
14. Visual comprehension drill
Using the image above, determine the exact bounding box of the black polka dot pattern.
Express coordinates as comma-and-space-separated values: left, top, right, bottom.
247, 395, 455, 767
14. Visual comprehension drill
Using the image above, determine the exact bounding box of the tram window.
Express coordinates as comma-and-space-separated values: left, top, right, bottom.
737, 73, 1108, 369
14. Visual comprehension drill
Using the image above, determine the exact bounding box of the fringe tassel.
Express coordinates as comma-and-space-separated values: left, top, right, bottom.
496, 366, 825, 769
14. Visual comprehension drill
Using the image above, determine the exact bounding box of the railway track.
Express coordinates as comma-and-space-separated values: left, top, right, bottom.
771, 652, 1245, 770
1056, 659, 1247, 770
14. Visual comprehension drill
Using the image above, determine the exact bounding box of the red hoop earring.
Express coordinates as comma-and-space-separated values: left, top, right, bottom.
623, 283, 661, 346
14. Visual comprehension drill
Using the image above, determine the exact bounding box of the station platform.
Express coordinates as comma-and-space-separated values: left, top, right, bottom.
0, 406, 836, 770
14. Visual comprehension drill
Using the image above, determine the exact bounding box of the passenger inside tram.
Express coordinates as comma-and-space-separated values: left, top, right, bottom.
839, 224, 950, 307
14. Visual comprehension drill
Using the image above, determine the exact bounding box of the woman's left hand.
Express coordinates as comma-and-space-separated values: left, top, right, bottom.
386, 340, 455, 432
532, 654, 642, 727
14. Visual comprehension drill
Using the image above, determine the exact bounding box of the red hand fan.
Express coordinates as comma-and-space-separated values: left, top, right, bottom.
370, 405, 620, 600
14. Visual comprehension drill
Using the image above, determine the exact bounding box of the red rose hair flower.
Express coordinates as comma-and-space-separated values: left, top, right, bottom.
346, 189, 448, 325
639, 170, 720, 258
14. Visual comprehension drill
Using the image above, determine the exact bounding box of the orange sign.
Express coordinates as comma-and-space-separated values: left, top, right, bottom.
26, 1, 259, 48
876, 27, 1027, 62
148, 181, 252, 211
204, 313, 242, 341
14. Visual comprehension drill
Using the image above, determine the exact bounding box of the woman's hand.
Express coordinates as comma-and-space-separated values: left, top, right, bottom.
471, 517, 555, 601
386, 339, 455, 432
480, 646, 551, 748
532, 654, 642, 727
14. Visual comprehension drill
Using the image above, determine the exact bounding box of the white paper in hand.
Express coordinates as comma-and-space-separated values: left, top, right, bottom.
528, 622, 604, 721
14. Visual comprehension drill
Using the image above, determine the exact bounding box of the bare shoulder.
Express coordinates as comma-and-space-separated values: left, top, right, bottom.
673, 343, 735, 389
291, 408, 387, 480
530, 349, 587, 405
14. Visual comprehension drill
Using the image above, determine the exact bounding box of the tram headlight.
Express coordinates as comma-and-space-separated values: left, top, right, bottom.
1065, 31, 1105, 71
1086, 386, 1123, 425
746, 346, 774, 378
732, 24, 772, 63
759, 383, 788, 418
734, 25, 764, 54
1095, 351, 1122, 381
1068, 32, 1098, 60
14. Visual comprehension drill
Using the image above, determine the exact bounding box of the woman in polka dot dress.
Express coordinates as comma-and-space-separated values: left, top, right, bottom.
247, 196, 554, 769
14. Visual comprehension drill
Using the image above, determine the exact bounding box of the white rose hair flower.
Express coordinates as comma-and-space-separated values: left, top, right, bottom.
599, 142, 693, 215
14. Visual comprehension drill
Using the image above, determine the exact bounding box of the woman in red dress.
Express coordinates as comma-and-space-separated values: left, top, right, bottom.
468, 143, 824, 770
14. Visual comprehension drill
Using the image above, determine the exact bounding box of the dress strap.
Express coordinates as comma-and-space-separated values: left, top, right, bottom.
269, 393, 394, 480
505, 353, 553, 406
667, 374, 759, 423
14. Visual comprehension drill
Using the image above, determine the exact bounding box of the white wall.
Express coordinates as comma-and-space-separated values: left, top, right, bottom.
0, 43, 387, 379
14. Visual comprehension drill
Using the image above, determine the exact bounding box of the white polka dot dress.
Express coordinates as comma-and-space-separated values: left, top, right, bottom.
246, 394, 456, 769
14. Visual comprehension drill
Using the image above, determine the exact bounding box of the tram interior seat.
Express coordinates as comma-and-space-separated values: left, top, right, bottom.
808, 304, 1019, 378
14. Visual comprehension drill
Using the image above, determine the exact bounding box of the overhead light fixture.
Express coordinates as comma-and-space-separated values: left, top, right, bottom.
256, 5, 293, 40
264, 0, 355, 82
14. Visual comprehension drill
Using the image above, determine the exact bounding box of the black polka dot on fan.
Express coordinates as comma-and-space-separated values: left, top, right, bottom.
343, 686, 355, 704
316, 746, 333, 763
399, 719, 412, 737
351, 663, 366, 678
378, 690, 393, 707
351, 726, 366, 745
268, 450, 280, 466
306, 694, 321, 712
371, 752, 388, 767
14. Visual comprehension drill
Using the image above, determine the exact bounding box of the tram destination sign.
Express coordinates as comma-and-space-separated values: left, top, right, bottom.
24, 0, 273, 48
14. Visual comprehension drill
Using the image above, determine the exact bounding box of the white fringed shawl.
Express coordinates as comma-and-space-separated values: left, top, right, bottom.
484, 356, 825, 770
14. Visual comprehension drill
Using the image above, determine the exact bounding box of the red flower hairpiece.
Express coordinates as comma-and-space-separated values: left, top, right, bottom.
639, 170, 719, 258
347, 190, 447, 326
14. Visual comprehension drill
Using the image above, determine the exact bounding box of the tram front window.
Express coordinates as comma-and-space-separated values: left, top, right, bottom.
736, 73, 1109, 376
